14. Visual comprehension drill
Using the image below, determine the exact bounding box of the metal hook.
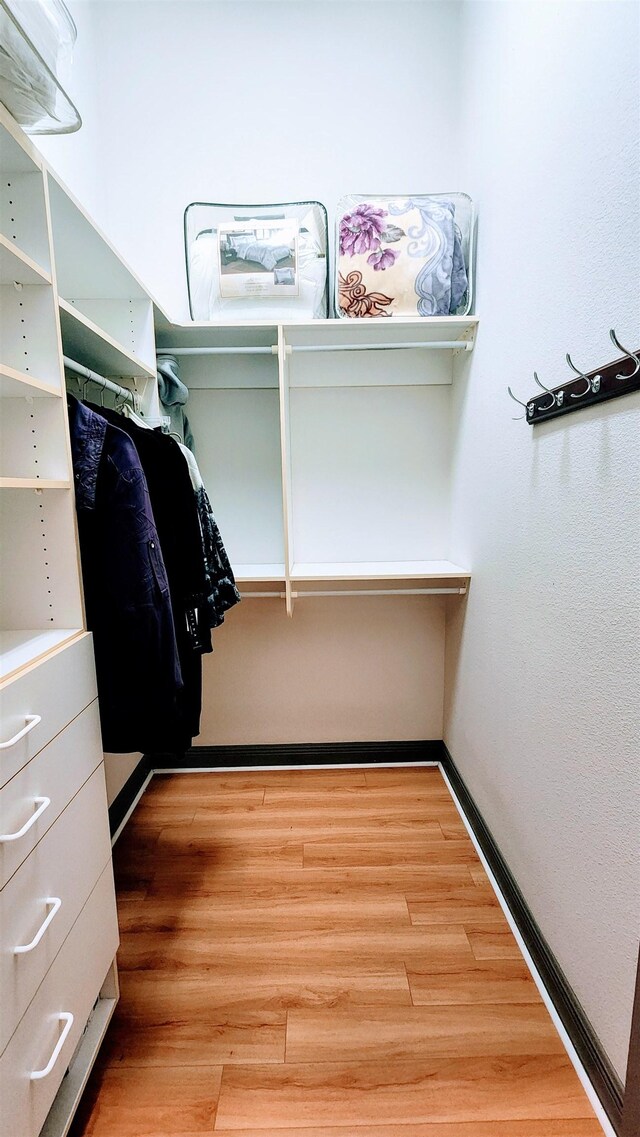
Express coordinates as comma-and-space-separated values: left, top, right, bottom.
609, 329, 640, 380
565, 353, 601, 399
533, 372, 561, 410
507, 386, 533, 421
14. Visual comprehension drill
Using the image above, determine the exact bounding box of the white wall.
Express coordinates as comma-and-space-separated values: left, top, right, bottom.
36, 0, 107, 226
41, 0, 463, 317
201, 596, 445, 745
445, 0, 640, 1082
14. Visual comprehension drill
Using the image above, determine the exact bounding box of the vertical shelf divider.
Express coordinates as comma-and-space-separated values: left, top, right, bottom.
277, 325, 294, 616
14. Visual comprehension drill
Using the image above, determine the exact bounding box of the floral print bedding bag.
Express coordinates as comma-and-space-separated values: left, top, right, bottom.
336, 195, 471, 318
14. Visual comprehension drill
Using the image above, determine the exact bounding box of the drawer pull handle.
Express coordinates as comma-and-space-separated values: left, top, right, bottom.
14, 897, 62, 955
0, 796, 50, 843
30, 1013, 74, 1081
0, 715, 41, 751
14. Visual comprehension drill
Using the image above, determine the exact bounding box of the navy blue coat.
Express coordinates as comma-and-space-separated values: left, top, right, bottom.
68, 396, 183, 752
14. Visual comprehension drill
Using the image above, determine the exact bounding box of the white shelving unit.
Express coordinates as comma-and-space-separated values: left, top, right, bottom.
0, 106, 120, 1137
156, 316, 476, 613
46, 172, 159, 422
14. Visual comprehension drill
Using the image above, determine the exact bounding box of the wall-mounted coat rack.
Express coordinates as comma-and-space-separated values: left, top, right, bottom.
508, 330, 640, 425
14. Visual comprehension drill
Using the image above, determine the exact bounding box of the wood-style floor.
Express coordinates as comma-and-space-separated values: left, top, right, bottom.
70, 766, 603, 1136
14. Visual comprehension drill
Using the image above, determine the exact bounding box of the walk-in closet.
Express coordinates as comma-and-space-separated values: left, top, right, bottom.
0, 2, 638, 1136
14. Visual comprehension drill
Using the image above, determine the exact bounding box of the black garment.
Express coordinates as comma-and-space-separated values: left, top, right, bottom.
194, 484, 241, 630
67, 396, 183, 752
88, 407, 211, 748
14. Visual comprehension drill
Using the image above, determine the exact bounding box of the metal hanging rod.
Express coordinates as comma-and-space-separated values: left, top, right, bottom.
63, 356, 137, 407
157, 340, 471, 358
288, 341, 472, 354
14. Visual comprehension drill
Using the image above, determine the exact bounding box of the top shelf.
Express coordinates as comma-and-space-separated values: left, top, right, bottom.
155, 315, 478, 352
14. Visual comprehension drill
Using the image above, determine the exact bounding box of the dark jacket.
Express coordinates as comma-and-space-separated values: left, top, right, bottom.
67, 396, 183, 753
88, 407, 211, 748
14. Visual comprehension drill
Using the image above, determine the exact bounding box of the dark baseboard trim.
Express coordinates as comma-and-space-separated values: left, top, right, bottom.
150, 739, 444, 769
108, 755, 151, 837
441, 744, 624, 1132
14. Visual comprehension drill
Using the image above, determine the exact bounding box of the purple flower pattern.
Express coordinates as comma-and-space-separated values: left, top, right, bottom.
367, 247, 399, 271
340, 203, 404, 272
339, 204, 387, 257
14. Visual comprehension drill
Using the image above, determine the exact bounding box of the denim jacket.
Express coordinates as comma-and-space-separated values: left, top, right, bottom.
68, 396, 183, 752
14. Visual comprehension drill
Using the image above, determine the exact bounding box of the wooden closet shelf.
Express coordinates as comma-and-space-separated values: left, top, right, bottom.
0, 236, 51, 286
58, 299, 156, 380
0, 365, 61, 398
0, 478, 71, 490
290, 561, 471, 582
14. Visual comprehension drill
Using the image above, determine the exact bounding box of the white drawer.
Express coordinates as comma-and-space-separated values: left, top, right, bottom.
0, 863, 118, 1137
0, 766, 112, 1055
0, 702, 102, 889
0, 635, 97, 789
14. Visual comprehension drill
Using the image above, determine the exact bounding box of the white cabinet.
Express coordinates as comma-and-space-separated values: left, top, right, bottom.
0, 105, 119, 1137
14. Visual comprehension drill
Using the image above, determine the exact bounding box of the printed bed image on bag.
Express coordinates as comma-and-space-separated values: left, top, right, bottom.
184, 201, 329, 321
335, 193, 475, 318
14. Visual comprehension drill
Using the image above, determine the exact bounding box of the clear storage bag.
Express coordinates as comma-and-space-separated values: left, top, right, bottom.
184, 201, 329, 321
335, 193, 475, 318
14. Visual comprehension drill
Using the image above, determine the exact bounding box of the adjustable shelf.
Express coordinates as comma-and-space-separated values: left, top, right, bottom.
0, 235, 51, 285
0, 364, 60, 398
0, 479, 70, 489
58, 298, 156, 381
47, 173, 157, 372
234, 564, 287, 583
290, 561, 470, 582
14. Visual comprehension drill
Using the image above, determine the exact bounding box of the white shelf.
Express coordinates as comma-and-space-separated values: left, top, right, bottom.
0, 364, 61, 398
0, 235, 51, 286
58, 298, 156, 380
233, 563, 286, 582
0, 478, 70, 490
0, 629, 83, 684
155, 315, 477, 352
47, 174, 150, 301
290, 560, 471, 582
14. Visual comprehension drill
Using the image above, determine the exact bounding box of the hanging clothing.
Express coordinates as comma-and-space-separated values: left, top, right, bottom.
156, 354, 194, 450
178, 443, 241, 630
67, 395, 183, 753
88, 405, 211, 750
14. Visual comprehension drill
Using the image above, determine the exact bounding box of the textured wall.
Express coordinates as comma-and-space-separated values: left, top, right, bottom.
445, 0, 640, 1081
43, 0, 463, 317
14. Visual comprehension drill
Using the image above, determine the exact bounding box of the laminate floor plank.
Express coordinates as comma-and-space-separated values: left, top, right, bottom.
117, 965, 412, 1013
116, 894, 412, 933
466, 922, 523, 960
70, 766, 601, 1137
210, 1124, 604, 1137
101, 1009, 286, 1067
68, 1065, 222, 1136
116, 925, 473, 972
407, 885, 508, 924
408, 957, 541, 1004
304, 837, 482, 868
264, 788, 459, 809
214, 1056, 595, 1128
285, 1003, 565, 1063
145, 863, 476, 897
